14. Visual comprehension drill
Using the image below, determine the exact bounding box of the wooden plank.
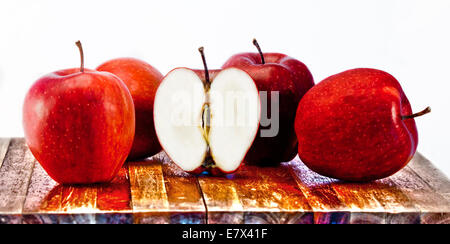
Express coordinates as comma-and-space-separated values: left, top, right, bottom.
385, 213, 421, 224
405, 153, 450, 224
387, 166, 450, 212
286, 159, 350, 224
95, 166, 133, 224
22, 163, 133, 224
288, 157, 413, 224
373, 178, 418, 211
286, 159, 344, 211
60, 186, 97, 213
198, 176, 244, 224
0, 139, 36, 218
407, 153, 450, 195
128, 156, 170, 224
0, 138, 11, 168
0, 215, 23, 224
97, 167, 132, 212
58, 185, 98, 224
232, 164, 313, 224
21, 162, 61, 224
0, 137, 448, 224
444, 193, 450, 203
331, 182, 384, 212
23, 162, 60, 214
386, 165, 450, 224
289, 158, 421, 224
420, 213, 450, 224
159, 152, 206, 224
313, 172, 387, 224
369, 176, 420, 224
332, 176, 420, 224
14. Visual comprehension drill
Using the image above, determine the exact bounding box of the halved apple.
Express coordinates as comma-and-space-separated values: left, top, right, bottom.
154, 67, 260, 174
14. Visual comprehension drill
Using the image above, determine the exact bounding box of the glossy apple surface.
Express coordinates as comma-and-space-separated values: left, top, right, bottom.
295, 68, 426, 181
23, 42, 135, 184
223, 47, 314, 165
97, 58, 163, 160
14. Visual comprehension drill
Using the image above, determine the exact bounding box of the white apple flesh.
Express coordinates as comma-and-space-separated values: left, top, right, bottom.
154, 67, 260, 174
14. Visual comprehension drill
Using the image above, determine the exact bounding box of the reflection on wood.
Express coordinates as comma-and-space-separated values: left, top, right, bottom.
232, 165, 313, 224
286, 158, 349, 224
0, 138, 449, 224
128, 156, 170, 224
160, 152, 206, 224
97, 167, 132, 212
198, 176, 244, 224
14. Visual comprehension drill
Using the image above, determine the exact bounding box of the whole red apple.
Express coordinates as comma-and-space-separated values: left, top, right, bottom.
222, 39, 314, 165
295, 68, 430, 182
97, 58, 163, 160
23, 41, 135, 184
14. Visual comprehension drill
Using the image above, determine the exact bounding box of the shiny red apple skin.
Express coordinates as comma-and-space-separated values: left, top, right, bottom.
193, 69, 221, 84
97, 58, 163, 160
23, 68, 135, 184
223, 53, 314, 165
295, 68, 418, 182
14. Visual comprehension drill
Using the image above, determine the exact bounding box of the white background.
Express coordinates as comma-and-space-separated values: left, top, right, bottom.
0, 0, 449, 176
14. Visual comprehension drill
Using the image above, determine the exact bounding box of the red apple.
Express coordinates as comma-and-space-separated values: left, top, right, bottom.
154, 47, 260, 175
295, 68, 430, 181
193, 69, 221, 83
97, 58, 163, 160
23, 41, 135, 184
222, 39, 314, 165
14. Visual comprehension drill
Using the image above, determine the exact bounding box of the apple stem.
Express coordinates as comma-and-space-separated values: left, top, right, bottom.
253, 38, 265, 64
402, 107, 431, 120
198, 47, 210, 88
75, 40, 85, 73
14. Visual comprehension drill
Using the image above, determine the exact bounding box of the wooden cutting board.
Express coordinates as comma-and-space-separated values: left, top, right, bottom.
0, 138, 449, 224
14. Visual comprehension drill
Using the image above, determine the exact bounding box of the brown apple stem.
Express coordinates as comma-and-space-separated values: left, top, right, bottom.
198, 47, 210, 88
402, 107, 431, 120
75, 40, 84, 73
253, 38, 265, 64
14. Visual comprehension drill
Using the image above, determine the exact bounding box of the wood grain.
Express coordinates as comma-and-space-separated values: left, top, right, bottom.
0, 139, 36, 216
286, 159, 344, 211
97, 166, 132, 212
60, 185, 97, 213
289, 157, 388, 224
159, 152, 206, 224
288, 157, 425, 224
0, 138, 11, 169
286, 158, 350, 224
0, 138, 449, 224
198, 176, 244, 224
386, 164, 450, 224
22, 162, 60, 214
289, 157, 389, 224
232, 164, 313, 224
94, 166, 133, 224
57, 185, 98, 224
408, 153, 450, 195
128, 156, 170, 224
387, 166, 449, 212
22, 165, 133, 224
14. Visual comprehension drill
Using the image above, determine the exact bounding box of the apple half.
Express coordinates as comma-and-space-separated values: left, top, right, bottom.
154, 67, 260, 174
